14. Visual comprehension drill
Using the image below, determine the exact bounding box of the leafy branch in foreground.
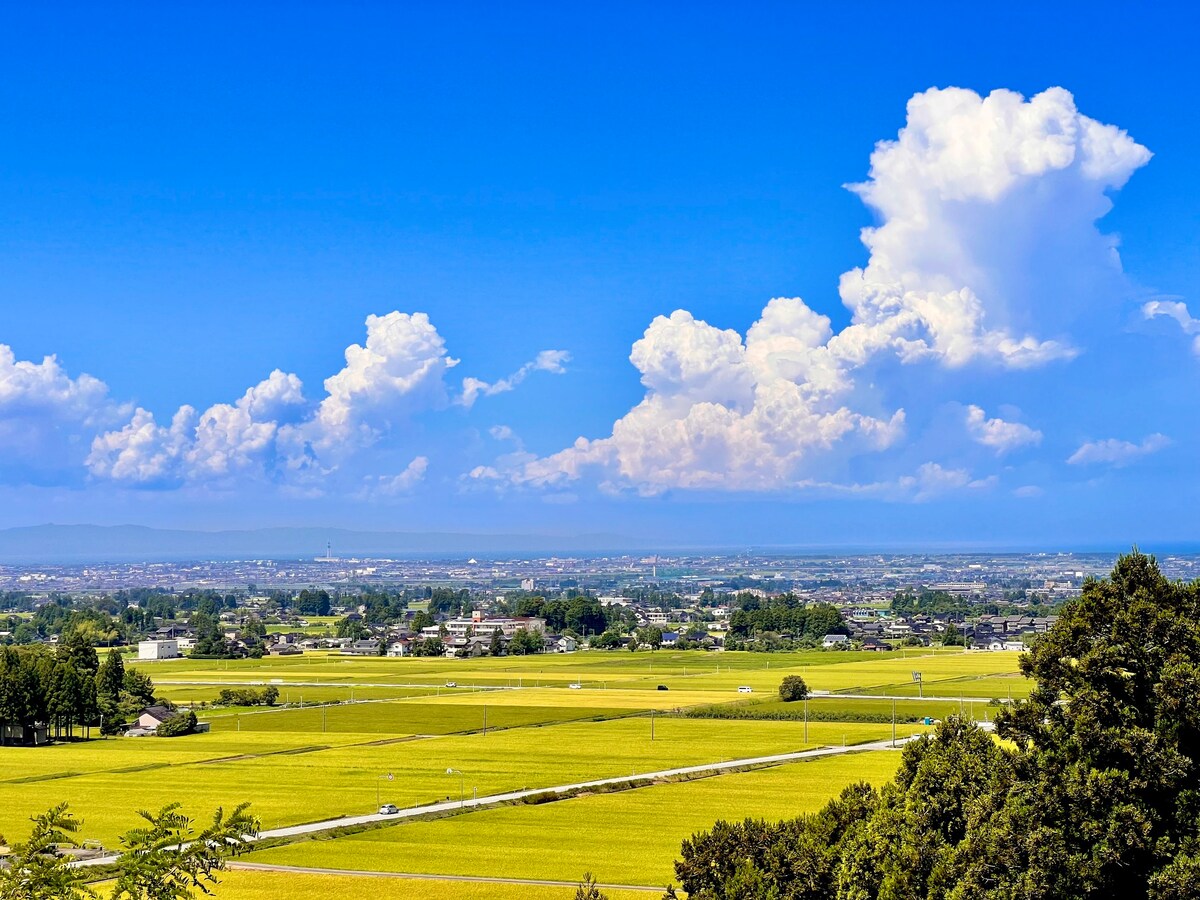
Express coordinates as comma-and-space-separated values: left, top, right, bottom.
574, 873, 609, 899
0, 803, 259, 900
112, 803, 260, 900
0, 804, 95, 900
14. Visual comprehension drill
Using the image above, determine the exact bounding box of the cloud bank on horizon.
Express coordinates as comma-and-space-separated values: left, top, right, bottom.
0, 86, 1186, 504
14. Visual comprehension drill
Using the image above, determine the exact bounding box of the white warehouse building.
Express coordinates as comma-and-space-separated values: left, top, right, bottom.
138, 640, 180, 661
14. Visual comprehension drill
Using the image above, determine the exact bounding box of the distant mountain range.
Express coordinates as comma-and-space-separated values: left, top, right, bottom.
0, 524, 648, 563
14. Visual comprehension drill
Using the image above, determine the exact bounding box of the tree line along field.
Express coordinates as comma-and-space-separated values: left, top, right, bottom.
1, 648, 1023, 898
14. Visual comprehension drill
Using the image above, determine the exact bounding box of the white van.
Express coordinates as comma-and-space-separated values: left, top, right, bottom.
737, 686, 753, 694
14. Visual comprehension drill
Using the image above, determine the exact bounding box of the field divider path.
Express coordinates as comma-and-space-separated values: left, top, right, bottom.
73, 736, 914, 869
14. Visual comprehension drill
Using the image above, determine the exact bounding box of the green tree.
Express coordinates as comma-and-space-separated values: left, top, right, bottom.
778, 675, 808, 702
96, 649, 126, 701
635, 626, 663, 650
335, 617, 367, 640
489, 628, 504, 657
940, 623, 964, 646
669, 551, 1200, 900
509, 627, 544, 655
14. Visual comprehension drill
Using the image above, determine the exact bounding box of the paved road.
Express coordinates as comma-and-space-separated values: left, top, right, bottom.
229, 862, 665, 892
814, 692, 1007, 702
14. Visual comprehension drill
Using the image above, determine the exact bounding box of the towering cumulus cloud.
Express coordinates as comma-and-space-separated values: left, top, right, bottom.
488, 86, 1151, 494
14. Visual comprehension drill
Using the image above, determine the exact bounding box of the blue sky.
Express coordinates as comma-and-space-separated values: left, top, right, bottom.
1, 2, 1198, 547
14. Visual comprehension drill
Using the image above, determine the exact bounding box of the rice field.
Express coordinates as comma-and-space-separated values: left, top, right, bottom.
2, 647, 1024, 881
248, 749, 905, 886
0, 714, 922, 846
210, 870, 653, 900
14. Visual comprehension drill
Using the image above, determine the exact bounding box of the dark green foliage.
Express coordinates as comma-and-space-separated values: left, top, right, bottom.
294, 589, 331, 616
672, 783, 880, 900
214, 686, 277, 707
509, 627, 545, 655
728, 599, 848, 642
0, 640, 116, 742
778, 675, 809, 702
334, 617, 368, 640
574, 873, 608, 900
672, 551, 1200, 899
412, 636, 445, 657
154, 710, 196, 737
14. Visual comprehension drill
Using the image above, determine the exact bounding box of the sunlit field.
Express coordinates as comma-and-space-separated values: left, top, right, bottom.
248, 750, 905, 886
5, 648, 1020, 869
211, 870, 654, 900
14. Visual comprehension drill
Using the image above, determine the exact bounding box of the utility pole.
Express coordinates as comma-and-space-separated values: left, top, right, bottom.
651, 708, 655, 741
804, 699, 808, 743
891, 699, 896, 747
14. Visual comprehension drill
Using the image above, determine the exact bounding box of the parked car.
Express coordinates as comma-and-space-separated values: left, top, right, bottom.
657, 684, 669, 691
378, 804, 399, 815
738, 686, 753, 694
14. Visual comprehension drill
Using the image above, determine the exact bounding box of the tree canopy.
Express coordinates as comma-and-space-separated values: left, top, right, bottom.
669, 551, 1200, 900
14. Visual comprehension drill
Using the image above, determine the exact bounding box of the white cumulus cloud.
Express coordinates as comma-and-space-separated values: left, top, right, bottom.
1143, 299, 1200, 355
85, 310, 561, 489
0, 344, 128, 480
87, 369, 307, 485
459, 349, 570, 409
364, 456, 429, 496
1067, 434, 1170, 467
964, 405, 1042, 454
898, 462, 997, 502
312, 311, 458, 449
492, 86, 1148, 495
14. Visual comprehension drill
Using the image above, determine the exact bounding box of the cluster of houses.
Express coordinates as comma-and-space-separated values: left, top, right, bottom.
843, 609, 1058, 651
128, 593, 1059, 663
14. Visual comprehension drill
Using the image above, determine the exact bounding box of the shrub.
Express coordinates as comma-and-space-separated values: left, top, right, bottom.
155, 710, 197, 737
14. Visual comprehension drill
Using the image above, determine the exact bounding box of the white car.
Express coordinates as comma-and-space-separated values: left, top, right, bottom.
378, 804, 399, 815
568, 683, 582, 689
445, 681, 457, 688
